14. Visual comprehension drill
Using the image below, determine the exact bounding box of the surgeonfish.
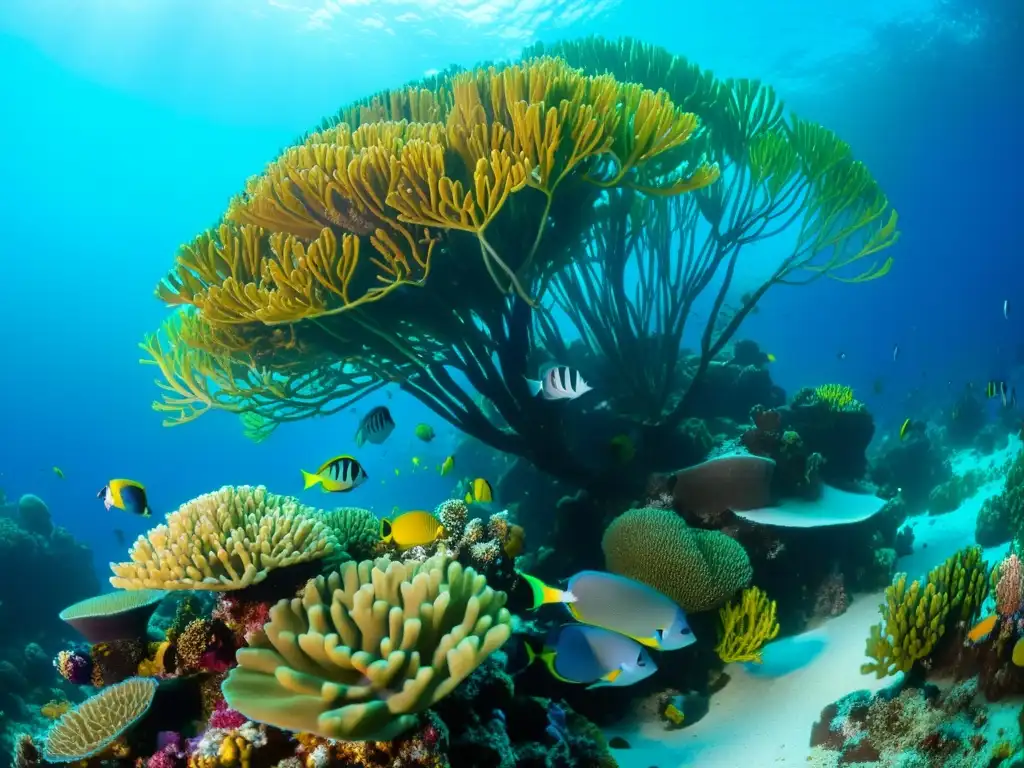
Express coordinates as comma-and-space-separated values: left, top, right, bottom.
302, 455, 368, 492
465, 478, 493, 504
525, 364, 593, 401
380, 510, 446, 550
355, 406, 396, 448
527, 623, 657, 689
518, 570, 695, 651
414, 423, 436, 442
440, 455, 455, 476
97, 479, 151, 517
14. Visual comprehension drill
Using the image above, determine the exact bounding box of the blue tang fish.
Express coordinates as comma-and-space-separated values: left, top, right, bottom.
529, 623, 657, 689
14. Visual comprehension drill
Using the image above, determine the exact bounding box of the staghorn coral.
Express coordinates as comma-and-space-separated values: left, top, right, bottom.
43, 676, 158, 762
58, 589, 166, 643
995, 553, 1024, 617
861, 546, 989, 678
221, 553, 512, 741
813, 384, 857, 411
602, 507, 752, 613
715, 586, 780, 664
109, 485, 336, 591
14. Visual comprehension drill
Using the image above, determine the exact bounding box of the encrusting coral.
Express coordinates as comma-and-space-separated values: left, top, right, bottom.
42, 676, 158, 762
602, 507, 752, 612
221, 553, 512, 741
109, 485, 336, 591
861, 546, 989, 679
715, 586, 780, 664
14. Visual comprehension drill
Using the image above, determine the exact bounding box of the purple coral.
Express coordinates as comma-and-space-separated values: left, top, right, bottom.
146, 733, 186, 768
53, 649, 93, 685
208, 700, 247, 730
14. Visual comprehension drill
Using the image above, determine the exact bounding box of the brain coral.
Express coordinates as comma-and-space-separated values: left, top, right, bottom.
43, 676, 158, 762
322, 506, 379, 560
222, 554, 511, 741
602, 507, 752, 613
109, 485, 336, 591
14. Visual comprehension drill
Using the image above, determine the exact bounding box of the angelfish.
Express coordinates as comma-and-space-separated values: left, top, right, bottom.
525, 365, 593, 401
518, 570, 695, 651
97, 479, 151, 517
355, 406, 395, 448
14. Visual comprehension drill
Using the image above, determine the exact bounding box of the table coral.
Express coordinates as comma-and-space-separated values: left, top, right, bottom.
109, 485, 336, 592
221, 554, 512, 741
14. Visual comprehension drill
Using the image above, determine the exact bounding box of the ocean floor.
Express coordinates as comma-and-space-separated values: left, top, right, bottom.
606, 439, 1020, 767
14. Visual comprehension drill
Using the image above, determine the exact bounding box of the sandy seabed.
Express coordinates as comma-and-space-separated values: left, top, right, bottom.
605, 439, 1019, 768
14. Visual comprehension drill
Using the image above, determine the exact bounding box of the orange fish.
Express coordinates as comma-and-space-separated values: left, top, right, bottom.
967, 613, 997, 644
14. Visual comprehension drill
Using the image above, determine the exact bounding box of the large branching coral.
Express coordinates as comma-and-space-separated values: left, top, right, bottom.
529, 37, 898, 424
142, 39, 897, 491
221, 554, 512, 741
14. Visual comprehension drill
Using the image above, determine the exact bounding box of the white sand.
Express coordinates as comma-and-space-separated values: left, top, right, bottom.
606, 438, 1020, 768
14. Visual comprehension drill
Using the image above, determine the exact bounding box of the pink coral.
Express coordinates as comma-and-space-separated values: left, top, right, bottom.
146, 733, 185, 768
996, 554, 1023, 617
212, 597, 270, 645
208, 700, 247, 731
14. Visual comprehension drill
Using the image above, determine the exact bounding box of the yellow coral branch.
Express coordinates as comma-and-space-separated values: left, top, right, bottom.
715, 586, 779, 664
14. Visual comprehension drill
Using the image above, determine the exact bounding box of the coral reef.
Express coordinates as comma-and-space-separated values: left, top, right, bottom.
928, 468, 984, 515
787, 385, 875, 485
58, 590, 167, 643
602, 507, 752, 613
222, 553, 512, 740
109, 485, 336, 592
869, 426, 952, 514
321, 505, 379, 561
974, 449, 1024, 547
715, 586, 780, 664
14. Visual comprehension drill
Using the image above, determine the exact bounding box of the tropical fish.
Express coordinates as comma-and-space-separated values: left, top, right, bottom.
899, 419, 925, 440
411, 456, 421, 468
608, 434, 636, 464
465, 478, 493, 504
52, 466, 64, 479
525, 365, 593, 401
440, 455, 455, 476
414, 424, 436, 442
1005, 299, 1010, 320
355, 406, 396, 448
380, 511, 446, 550
967, 613, 997, 644
892, 344, 899, 362
986, 380, 1008, 403
766, 353, 776, 363
518, 570, 695, 651
836, 351, 847, 361
301, 455, 368, 492
659, 692, 708, 730
504, 524, 525, 559
527, 623, 657, 689
97, 479, 151, 517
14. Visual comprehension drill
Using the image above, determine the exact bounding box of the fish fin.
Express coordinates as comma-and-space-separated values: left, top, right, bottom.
301, 470, 321, 490
539, 651, 572, 683
465, 492, 472, 504
380, 518, 393, 544
354, 429, 365, 449
518, 572, 564, 610
524, 377, 543, 396
524, 642, 536, 666
586, 668, 622, 690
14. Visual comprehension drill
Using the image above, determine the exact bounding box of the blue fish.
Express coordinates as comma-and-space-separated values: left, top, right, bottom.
529, 624, 657, 689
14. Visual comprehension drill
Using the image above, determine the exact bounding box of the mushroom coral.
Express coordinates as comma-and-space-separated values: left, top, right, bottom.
221, 554, 511, 740
109, 485, 336, 591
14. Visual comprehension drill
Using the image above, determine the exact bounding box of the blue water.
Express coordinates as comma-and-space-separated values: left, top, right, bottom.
0, 0, 1020, 580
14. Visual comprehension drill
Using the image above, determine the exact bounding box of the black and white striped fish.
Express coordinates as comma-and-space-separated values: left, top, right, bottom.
525, 365, 594, 401
355, 406, 396, 447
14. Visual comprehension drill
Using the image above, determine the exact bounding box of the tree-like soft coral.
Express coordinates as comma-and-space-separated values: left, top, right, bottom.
602, 507, 752, 613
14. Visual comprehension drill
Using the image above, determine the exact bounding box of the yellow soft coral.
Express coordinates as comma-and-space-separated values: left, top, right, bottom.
814, 383, 855, 411
861, 546, 989, 678
715, 586, 780, 664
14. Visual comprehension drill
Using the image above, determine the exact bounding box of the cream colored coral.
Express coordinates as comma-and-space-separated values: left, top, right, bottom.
222, 554, 512, 740
43, 677, 158, 761
109, 485, 337, 591
322, 506, 379, 560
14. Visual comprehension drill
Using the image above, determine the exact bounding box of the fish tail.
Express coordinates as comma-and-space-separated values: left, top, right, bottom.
524, 641, 537, 666
518, 572, 565, 610
301, 470, 321, 490
524, 377, 543, 396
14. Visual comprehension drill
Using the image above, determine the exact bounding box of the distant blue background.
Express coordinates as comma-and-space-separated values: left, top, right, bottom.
0, 0, 1020, 578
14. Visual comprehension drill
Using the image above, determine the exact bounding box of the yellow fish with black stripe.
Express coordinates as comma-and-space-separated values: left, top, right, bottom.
380, 510, 446, 550
301, 455, 368, 492
465, 478, 493, 504
97, 479, 151, 517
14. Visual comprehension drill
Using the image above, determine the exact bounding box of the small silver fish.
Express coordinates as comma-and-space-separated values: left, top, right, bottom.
525, 365, 593, 401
